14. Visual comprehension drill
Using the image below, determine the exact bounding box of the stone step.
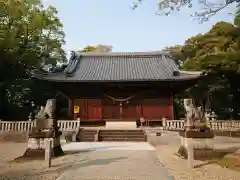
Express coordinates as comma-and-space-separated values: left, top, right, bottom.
79, 132, 96, 136
99, 138, 146, 142
79, 136, 95, 139
100, 130, 143, 132
78, 137, 95, 141
77, 129, 146, 142
99, 132, 144, 134
99, 131, 144, 134
79, 132, 96, 134
81, 139, 95, 142
99, 134, 145, 138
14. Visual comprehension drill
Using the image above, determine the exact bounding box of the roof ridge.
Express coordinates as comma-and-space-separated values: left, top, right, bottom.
75, 51, 170, 57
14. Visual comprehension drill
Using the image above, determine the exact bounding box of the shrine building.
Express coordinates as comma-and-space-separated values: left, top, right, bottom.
35, 51, 204, 126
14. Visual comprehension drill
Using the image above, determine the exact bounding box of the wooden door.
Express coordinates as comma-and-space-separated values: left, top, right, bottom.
87, 99, 102, 120
141, 98, 172, 119
122, 98, 141, 120
102, 96, 120, 119
73, 99, 87, 120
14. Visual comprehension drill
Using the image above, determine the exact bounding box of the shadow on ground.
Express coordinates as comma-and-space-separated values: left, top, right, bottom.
1, 156, 128, 179
11, 144, 130, 164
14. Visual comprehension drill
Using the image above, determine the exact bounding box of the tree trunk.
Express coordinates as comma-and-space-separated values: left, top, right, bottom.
232, 88, 240, 119
226, 73, 240, 119
0, 82, 6, 119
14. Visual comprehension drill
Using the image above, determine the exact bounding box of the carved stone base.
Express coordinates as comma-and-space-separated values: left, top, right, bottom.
178, 130, 215, 160
22, 137, 64, 158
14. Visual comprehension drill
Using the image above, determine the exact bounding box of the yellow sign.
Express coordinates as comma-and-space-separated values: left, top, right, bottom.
74, 106, 80, 114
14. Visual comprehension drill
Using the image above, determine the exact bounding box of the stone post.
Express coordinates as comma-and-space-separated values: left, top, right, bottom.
187, 139, 194, 169
162, 117, 166, 129
45, 139, 52, 168
140, 117, 145, 129
94, 130, 99, 142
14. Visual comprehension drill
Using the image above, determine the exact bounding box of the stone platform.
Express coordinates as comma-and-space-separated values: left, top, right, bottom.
105, 121, 136, 129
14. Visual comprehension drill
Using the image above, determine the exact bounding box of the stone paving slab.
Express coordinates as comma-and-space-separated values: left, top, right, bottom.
57, 142, 172, 180
56, 150, 173, 180
61, 142, 155, 152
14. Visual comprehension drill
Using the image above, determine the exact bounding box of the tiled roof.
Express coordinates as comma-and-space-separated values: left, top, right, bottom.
35, 51, 204, 82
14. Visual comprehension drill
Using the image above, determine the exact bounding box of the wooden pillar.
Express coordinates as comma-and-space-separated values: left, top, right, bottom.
169, 95, 174, 120
0, 82, 4, 119
68, 99, 73, 119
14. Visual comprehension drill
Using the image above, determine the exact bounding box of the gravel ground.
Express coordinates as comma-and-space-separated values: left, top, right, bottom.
153, 131, 240, 180
0, 142, 27, 166
0, 142, 59, 180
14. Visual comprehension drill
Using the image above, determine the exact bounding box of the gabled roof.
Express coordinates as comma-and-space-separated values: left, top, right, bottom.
34, 51, 204, 82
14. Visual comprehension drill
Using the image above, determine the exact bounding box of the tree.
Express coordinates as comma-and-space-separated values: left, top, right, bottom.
79, 44, 113, 52
0, 0, 66, 119
234, 7, 240, 26
168, 20, 240, 119
182, 22, 240, 72
164, 45, 186, 67
133, 0, 240, 22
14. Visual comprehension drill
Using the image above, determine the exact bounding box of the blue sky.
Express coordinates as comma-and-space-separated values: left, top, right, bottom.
43, 0, 237, 54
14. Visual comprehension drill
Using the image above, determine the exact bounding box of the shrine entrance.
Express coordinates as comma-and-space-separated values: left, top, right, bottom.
102, 93, 140, 120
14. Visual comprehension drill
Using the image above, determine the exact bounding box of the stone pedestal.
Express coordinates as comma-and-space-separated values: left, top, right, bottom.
23, 125, 64, 158
178, 130, 215, 160
23, 136, 63, 158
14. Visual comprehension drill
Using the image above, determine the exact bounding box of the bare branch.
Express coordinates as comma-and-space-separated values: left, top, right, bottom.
132, 0, 238, 22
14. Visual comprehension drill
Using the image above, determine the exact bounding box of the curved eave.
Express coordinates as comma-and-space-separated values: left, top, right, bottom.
33, 72, 204, 83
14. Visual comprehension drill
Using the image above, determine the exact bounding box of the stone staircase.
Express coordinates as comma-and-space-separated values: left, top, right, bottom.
77, 129, 147, 142
77, 129, 97, 142
99, 129, 147, 142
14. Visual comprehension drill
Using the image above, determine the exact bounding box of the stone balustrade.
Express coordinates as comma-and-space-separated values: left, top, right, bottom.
1, 119, 240, 132
162, 120, 185, 130
57, 120, 81, 131
0, 120, 80, 132
208, 120, 240, 131
162, 119, 240, 131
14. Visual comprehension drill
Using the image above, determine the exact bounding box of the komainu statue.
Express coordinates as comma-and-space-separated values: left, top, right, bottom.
36, 99, 56, 120
23, 98, 63, 158
184, 99, 207, 131
33, 99, 58, 134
